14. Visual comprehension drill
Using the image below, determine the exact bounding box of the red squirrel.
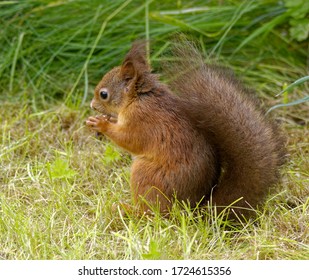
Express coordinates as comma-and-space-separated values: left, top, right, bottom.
86, 41, 286, 218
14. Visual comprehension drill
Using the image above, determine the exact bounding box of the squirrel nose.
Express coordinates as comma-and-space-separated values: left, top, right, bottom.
90, 100, 95, 110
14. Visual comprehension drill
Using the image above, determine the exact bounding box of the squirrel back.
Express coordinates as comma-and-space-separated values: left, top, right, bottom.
87, 40, 286, 218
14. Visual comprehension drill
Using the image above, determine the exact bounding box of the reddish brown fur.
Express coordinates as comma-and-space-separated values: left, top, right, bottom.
86, 41, 286, 218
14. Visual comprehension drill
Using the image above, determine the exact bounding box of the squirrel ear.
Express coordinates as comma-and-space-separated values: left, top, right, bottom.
121, 61, 135, 81
120, 41, 150, 82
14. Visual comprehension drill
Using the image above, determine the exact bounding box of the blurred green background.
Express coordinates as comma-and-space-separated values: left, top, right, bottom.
1, 0, 308, 108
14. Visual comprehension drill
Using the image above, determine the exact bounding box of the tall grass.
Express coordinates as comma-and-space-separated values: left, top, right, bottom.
1, 0, 307, 104
0, 0, 308, 260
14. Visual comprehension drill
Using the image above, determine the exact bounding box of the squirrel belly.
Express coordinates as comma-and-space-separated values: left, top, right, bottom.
87, 41, 286, 218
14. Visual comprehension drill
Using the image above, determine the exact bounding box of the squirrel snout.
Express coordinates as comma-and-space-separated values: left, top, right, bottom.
90, 100, 96, 110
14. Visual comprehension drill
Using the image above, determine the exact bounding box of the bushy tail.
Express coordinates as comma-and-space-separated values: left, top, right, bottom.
163, 40, 286, 217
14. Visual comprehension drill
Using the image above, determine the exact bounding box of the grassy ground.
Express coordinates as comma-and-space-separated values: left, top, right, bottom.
0, 0, 308, 259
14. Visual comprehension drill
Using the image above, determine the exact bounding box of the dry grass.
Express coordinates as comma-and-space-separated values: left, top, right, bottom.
0, 100, 308, 260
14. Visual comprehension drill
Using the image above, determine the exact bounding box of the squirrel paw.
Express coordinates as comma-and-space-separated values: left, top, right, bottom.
86, 115, 110, 133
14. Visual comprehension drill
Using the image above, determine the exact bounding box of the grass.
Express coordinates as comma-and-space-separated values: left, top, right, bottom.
0, 105, 308, 259
0, 0, 308, 260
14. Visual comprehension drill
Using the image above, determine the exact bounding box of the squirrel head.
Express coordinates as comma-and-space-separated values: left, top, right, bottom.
90, 41, 154, 118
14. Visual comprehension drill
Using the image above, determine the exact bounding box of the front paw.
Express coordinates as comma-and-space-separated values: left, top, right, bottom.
86, 115, 109, 133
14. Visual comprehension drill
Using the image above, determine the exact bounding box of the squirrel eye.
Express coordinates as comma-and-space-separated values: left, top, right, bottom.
99, 89, 109, 100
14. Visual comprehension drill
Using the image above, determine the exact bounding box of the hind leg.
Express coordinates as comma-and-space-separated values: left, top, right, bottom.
130, 159, 173, 213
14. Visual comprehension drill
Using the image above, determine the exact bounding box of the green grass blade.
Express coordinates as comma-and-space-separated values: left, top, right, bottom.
233, 11, 290, 54
266, 95, 309, 114
9, 32, 24, 92
210, 0, 255, 57
276, 76, 309, 96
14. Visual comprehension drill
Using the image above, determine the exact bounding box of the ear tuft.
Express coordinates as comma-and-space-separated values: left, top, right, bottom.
120, 41, 150, 81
